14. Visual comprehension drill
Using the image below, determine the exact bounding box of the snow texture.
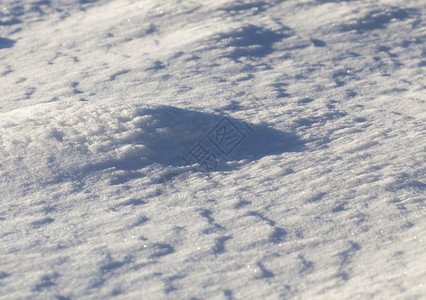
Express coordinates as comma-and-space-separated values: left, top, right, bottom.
0, 0, 425, 299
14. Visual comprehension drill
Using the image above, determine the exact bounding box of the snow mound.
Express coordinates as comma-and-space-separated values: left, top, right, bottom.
0, 102, 299, 190
0, 103, 196, 188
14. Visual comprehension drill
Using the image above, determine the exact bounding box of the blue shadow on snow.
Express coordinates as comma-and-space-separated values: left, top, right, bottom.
0, 37, 15, 49
104, 105, 303, 177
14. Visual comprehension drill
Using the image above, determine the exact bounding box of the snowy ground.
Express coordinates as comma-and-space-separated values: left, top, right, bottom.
0, 0, 425, 299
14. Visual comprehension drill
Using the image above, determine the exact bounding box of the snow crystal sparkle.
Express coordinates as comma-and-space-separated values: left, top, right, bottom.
1, 0, 425, 298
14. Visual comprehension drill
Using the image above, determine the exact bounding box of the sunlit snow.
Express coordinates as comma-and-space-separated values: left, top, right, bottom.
0, 0, 425, 299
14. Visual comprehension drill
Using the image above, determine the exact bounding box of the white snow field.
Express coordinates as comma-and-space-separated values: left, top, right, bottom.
0, 0, 425, 298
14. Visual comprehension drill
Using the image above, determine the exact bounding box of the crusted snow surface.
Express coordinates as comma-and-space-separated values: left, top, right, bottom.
0, 0, 425, 299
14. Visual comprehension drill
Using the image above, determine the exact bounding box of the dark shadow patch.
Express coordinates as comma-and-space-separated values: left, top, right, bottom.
0, 271, 11, 279
100, 256, 132, 274
345, 89, 357, 98
340, 7, 414, 33
311, 38, 326, 47
297, 97, 314, 105
332, 69, 356, 87
110, 171, 144, 185
16, 77, 27, 84
224, 289, 233, 299
0, 19, 21, 26
234, 199, 251, 209
353, 117, 367, 123
200, 209, 223, 227
30, 217, 54, 228
401, 37, 424, 48
145, 24, 156, 35
155, 172, 182, 185
332, 202, 347, 212
306, 192, 327, 203
271, 82, 290, 98
379, 45, 398, 58
337, 272, 349, 281
335, 241, 361, 281
169, 51, 185, 60
81, 105, 303, 179
32, 273, 59, 292
163, 274, 185, 294
133, 216, 149, 226
219, 1, 269, 15
24, 87, 36, 99
43, 205, 58, 214
110, 70, 130, 81
0, 37, 15, 49
385, 172, 426, 193
201, 209, 225, 233
210, 24, 292, 61
79, 0, 101, 4
71, 81, 83, 94
294, 111, 347, 129
247, 211, 287, 244
101, 261, 124, 272
91, 255, 132, 289
256, 262, 274, 279
212, 236, 232, 255
1, 66, 13, 76
32, 0, 51, 7
118, 198, 146, 207
110, 287, 122, 296
270, 227, 287, 244
145, 60, 166, 71
247, 211, 275, 226
418, 61, 426, 67
316, 0, 353, 2
401, 221, 414, 230
298, 255, 314, 274
149, 243, 175, 259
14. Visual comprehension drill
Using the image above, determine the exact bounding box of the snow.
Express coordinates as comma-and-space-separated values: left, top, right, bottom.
0, 0, 425, 299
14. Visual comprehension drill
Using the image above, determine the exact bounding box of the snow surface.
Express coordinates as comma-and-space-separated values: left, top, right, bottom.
0, 0, 425, 299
